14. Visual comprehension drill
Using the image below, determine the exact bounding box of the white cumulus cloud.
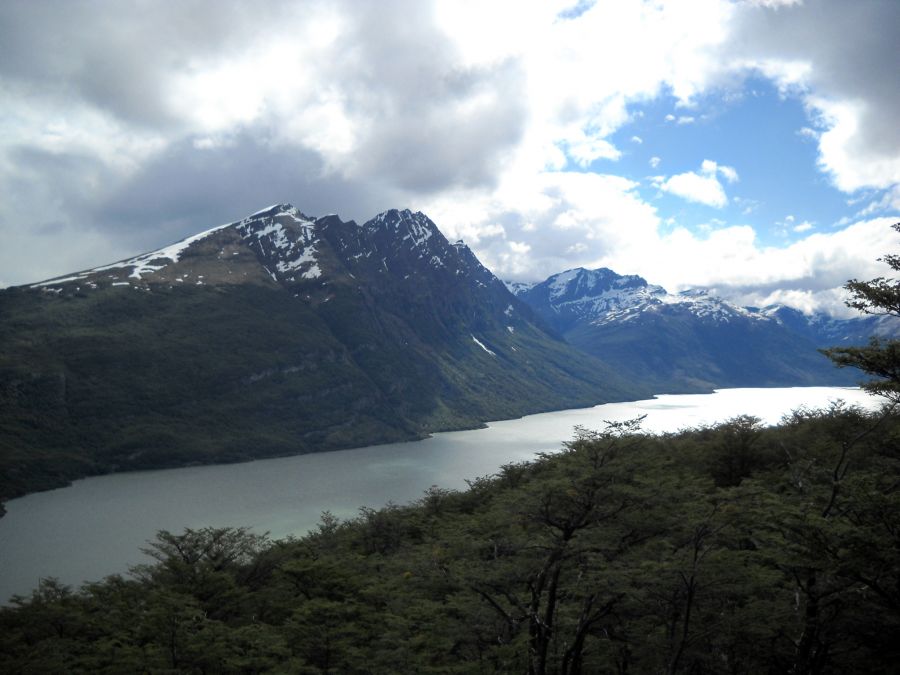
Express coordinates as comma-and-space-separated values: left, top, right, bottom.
656, 160, 737, 208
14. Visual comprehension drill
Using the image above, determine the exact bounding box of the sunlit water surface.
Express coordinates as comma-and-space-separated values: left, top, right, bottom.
0, 387, 877, 601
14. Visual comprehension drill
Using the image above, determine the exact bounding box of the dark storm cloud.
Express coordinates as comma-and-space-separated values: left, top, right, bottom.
91, 130, 408, 251
320, 0, 528, 192
349, 58, 526, 193
733, 0, 900, 161
0, 0, 302, 128
0, 0, 527, 186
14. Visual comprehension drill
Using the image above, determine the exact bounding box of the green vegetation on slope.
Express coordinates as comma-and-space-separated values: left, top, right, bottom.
2, 405, 898, 673
0, 283, 416, 507
0, 279, 639, 509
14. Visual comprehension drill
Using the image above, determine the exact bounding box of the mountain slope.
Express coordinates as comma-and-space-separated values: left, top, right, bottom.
514, 267, 863, 392
0, 206, 642, 507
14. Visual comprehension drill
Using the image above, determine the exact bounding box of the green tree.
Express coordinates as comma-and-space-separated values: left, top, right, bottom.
823, 221, 900, 404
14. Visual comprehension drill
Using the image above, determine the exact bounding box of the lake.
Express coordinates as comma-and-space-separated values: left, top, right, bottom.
0, 386, 878, 602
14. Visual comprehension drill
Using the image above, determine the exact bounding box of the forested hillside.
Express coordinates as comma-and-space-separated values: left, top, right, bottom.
2, 405, 897, 673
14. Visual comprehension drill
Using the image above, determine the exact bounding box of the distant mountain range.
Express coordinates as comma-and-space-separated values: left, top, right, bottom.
0, 205, 640, 507
510, 267, 896, 392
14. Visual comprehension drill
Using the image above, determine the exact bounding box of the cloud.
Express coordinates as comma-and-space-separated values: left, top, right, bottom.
0, 0, 530, 191
724, 220, 894, 311
745, 0, 803, 7
419, 169, 660, 282
0, 0, 737, 280
0, 0, 534, 283
649, 156, 661, 168
717, 164, 739, 183
424, 164, 898, 316
0, 1, 302, 129
729, 0, 900, 194
655, 159, 736, 208
660, 172, 727, 208
855, 185, 900, 218
606, 216, 900, 317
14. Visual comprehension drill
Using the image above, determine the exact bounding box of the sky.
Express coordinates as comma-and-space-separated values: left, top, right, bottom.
1, 0, 898, 316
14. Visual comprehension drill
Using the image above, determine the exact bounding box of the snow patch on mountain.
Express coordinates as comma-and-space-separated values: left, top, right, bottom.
472, 335, 496, 356
125, 222, 233, 277
591, 286, 762, 326
248, 203, 284, 218
238, 205, 322, 280
31, 220, 234, 287
504, 280, 535, 295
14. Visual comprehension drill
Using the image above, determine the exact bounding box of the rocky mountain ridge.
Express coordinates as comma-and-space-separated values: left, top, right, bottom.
510, 266, 898, 346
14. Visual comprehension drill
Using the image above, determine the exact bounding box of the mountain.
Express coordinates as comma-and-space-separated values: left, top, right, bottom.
512, 267, 883, 393
0, 206, 643, 508
760, 304, 900, 346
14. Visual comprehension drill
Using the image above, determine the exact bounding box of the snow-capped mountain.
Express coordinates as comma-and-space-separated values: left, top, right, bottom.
33, 205, 512, 306
512, 267, 776, 332
513, 266, 898, 345
513, 267, 869, 392
2, 205, 640, 507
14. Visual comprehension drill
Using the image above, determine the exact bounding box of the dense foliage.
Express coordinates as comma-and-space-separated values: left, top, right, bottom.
2, 406, 898, 673
823, 222, 900, 405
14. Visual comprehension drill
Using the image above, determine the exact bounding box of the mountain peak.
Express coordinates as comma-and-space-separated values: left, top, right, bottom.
364, 209, 439, 254
236, 205, 321, 282
245, 203, 296, 219
541, 267, 648, 303
241, 203, 316, 225
369, 208, 435, 232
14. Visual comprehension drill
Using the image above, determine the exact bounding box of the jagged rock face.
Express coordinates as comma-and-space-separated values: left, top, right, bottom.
2, 205, 640, 506
316, 208, 523, 340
